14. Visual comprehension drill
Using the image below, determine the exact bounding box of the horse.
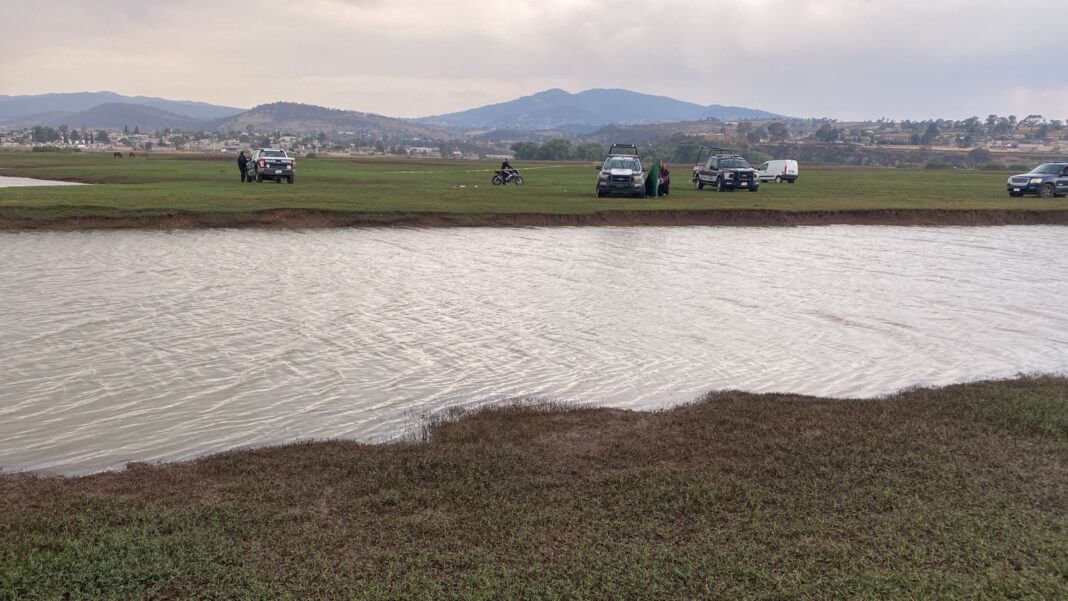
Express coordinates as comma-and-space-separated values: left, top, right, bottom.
128, 152, 136, 158
113, 152, 123, 158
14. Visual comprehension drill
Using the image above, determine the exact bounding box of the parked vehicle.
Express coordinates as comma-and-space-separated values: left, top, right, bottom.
247, 148, 295, 184
492, 169, 523, 185
1006, 163, 1068, 198
757, 159, 799, 183
596, 144, 645, 198
692, 147, 759, 192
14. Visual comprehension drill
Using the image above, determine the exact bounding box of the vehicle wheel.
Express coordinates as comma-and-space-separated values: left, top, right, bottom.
287, 175, 294, 184
694, 178, 704, 190
492, 175, 503, 185
774, 175, 782, 183
596, 189, 605, 198
513, 175, 524, 185
1039, 183, 1056, 198
255, 173, 263, 182
716, 178, 726, 192
787, 179, 796, 184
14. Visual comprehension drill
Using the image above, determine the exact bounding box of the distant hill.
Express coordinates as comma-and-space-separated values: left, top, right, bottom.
211, 102, 451, 138
0, 91, 244, 124
22, 103, 208, 131
417, 88, 784, 131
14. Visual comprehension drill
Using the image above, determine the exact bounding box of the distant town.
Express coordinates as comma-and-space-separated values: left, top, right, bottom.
1, 89, 1064, 169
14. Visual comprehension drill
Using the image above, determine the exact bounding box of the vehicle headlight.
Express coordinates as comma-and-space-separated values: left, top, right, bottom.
1029, 177, 1043, 184
725, 172, 734, 179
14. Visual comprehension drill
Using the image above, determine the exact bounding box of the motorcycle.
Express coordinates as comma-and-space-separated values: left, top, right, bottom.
491, 169, 523, 186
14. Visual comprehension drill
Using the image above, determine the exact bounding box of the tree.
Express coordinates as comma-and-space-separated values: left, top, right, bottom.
735, 121, 752, 136
767, 122, 789, 142
96, 130, 110, 143
574, 142, 604, 161
920, 122, 939, 145
510, 142, 540, 160
133, 126, 140, 135
746, 126, 767, 143
968, 148, 992, 165
123, 124, 130, 135
31, 126, 60, 143
538, 139, 573, 160
814, 123, 840, 142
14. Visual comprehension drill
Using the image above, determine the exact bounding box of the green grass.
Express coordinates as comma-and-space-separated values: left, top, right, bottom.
2, 377, 1066, 600
0, 151, 1064, 223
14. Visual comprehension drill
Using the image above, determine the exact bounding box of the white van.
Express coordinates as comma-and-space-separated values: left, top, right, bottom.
757, 159, 799, 183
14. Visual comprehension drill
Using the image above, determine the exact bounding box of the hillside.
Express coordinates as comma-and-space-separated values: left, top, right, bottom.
418, 88, 784, 131
211, 102, 452, 138
17, 102, 207, 131
0, 91, 243, 123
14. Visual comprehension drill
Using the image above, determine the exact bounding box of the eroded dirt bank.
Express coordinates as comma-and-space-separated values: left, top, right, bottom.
4, 208, 1068, 231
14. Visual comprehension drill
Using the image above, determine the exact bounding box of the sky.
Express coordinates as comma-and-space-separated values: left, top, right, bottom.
1, 0, 1065, 122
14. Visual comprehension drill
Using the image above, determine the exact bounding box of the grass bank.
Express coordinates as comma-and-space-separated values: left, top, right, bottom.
2, 152, 1067, 229
2, 376, 1066, 599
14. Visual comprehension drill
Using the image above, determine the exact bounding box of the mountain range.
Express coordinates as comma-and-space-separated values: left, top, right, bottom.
0, 91, 244, 125
417, 88, 784, 132
1, 89, 786, 137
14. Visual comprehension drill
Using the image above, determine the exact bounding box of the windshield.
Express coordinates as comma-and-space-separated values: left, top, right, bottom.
604, 158, 641, 171
260, 150, 287, 158
719, 158, 750, 169
1031, 164, 1065, 175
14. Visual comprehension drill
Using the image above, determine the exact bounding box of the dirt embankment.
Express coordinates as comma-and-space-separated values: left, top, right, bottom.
3, 208, 1068, 231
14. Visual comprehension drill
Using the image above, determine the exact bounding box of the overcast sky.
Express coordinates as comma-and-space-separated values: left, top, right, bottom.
2, 0, 1064, 121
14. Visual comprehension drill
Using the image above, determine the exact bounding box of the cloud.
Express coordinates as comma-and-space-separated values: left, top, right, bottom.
0, 0, 1062, 120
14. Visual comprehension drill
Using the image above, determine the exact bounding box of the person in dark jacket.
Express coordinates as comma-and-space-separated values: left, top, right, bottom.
237, 151, 249, 182
657, 160, 670, 196
498, 158, 518, 181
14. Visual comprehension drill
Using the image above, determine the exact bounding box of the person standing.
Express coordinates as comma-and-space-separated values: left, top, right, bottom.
658, 160, 671, 196
237, 151, 249, 182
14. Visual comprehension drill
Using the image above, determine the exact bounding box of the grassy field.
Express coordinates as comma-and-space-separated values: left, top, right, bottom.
1, 376, 1066, 600
1, 151, 1066, 226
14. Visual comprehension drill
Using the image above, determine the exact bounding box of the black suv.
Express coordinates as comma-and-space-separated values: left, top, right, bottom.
692, 147, 759, 192
1006, 163, 1068, 198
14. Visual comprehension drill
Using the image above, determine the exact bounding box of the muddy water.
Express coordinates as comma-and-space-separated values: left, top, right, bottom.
2, 226, 1067, 474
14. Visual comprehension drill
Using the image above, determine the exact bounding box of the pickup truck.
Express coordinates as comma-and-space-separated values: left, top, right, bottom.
692, 147, 759, 192
596, 144, 645, 198
247, 148, 295, 184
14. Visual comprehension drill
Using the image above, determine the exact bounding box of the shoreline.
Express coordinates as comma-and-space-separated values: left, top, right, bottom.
4, 207, 1068, 231
2, 376, 1065, 598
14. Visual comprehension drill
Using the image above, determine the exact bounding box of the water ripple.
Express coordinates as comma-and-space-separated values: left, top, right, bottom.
2, 225, 1068, 474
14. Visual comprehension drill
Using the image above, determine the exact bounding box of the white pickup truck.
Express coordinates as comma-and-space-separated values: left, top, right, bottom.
247, 148, 295, 184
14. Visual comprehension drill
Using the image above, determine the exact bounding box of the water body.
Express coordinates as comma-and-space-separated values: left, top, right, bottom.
0, 175, 85, 188
2, 226, 1067, 475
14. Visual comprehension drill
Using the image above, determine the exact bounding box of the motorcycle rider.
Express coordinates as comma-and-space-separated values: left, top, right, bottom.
499, 158, 517, 181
